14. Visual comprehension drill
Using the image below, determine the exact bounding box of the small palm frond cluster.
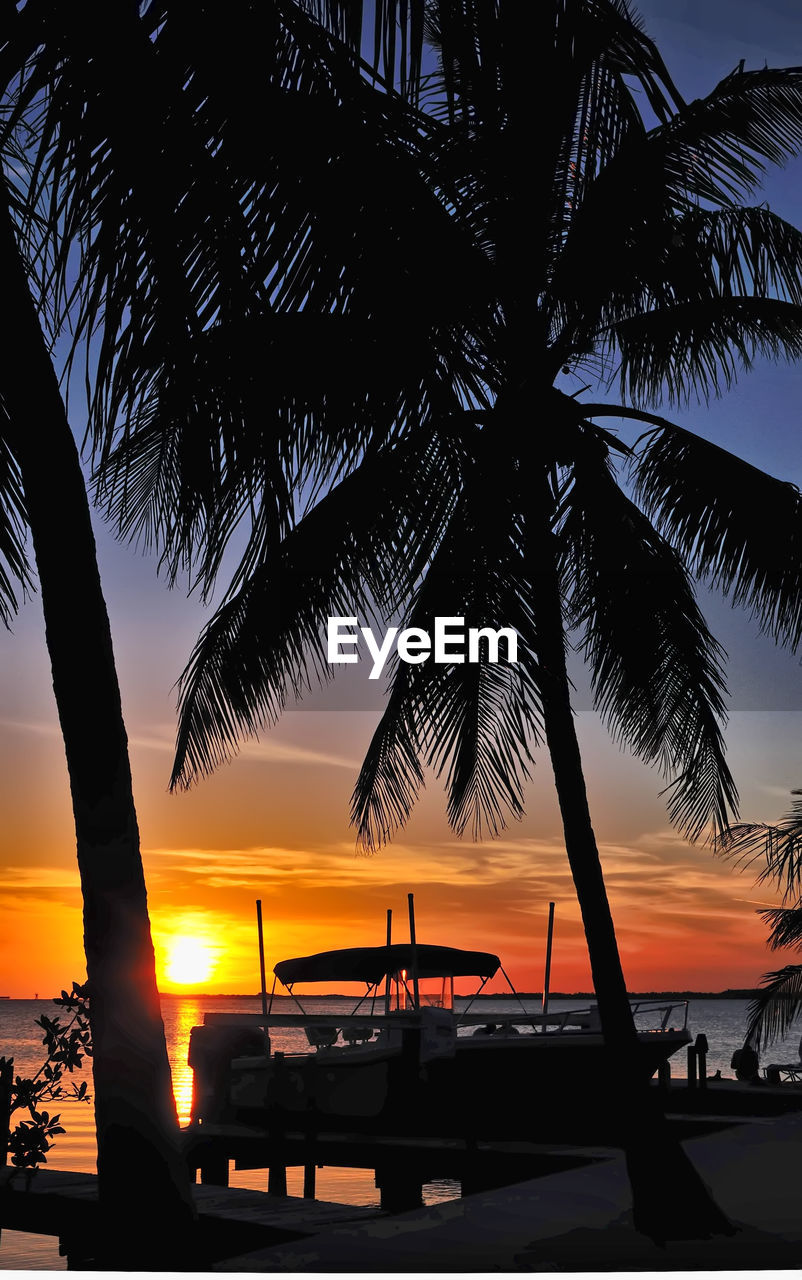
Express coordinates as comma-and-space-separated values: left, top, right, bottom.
718, 790, 802, 898
746, 963, 802, 1053
720, 791, 802, 1050
3, 2, 802, 852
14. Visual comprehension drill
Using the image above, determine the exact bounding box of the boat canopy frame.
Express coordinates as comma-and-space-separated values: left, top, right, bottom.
269, 942, 537, 1025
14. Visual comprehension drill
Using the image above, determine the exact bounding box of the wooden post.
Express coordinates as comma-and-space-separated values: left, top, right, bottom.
268, 1161, 287, 1196
657, 1059, 671, 1091
687, 1044, 697, 1089
376, 1163, 423, 1213
199, 1152, 229, 1186
303, 1163, 316, 1199
695, 1034, 708, 1090
267, 1050, 287, 1197
256, 899, 268, 1017
0, 1056, 10, 1248
0, 1057, 12, 1169
407, 893, 420, 1010
384, 909, 393, 1015
542, 902, 555, 1025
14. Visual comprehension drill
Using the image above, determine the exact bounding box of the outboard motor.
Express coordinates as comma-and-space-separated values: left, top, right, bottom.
188, 1024, 269, 1122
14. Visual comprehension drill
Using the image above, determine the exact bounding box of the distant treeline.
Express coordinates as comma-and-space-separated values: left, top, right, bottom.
176, 988, 760, 1001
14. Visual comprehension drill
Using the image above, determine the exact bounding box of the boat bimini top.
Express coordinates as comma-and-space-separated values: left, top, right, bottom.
274, 944, 501, 987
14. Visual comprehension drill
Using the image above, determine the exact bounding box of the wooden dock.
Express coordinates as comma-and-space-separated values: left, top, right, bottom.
2, 1080, 801, 1267
0, 1167, 382, 1266
182, 1077, 799, 1210
209, 1108, 802, 1272
183, 1120, 609, 1210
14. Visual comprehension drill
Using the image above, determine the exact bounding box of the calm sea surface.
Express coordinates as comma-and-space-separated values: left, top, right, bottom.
0, 992, 797, 1269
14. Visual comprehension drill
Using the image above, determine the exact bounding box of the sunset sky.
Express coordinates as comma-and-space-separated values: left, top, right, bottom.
2, 0, 802, 1000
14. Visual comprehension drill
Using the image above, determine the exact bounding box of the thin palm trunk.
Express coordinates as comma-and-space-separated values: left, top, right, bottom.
531, 506, 733, 1240
0, 191, 196, 1265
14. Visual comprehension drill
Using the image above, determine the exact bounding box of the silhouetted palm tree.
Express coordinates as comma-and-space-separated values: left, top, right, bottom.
17, 0, 802, 1247
0, 0, 401, 1262
0, 196, 196, 1267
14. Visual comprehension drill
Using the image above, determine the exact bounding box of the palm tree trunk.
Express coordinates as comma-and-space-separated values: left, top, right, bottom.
530, 506, 733, 1242
0, 191, 196, 1265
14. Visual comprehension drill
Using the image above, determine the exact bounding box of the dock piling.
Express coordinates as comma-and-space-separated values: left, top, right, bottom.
687, 1043, 698, 1089
375, 1163, 423, 1213
268, 1160, 288, 1196
695, 1034, 709, 1090
0, 1054, 9, 1246
199, 1153, 229, 1186
256, 899, 268, 1017
0, 1056, 12, 1171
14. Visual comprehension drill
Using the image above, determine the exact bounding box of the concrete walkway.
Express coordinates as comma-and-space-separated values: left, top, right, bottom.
214, 1111, 802, 1271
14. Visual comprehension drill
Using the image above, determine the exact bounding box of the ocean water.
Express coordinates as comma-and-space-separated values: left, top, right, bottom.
0, 992, 797, 1269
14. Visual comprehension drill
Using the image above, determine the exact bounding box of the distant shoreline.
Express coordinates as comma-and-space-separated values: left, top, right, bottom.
8, 988, 758, 1001
155, 988, 759, 1001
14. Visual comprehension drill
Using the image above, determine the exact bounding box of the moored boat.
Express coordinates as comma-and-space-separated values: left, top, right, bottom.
188, 939, 691, 1141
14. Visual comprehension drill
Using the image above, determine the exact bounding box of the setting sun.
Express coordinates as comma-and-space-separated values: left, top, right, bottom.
165, 937, 215, 986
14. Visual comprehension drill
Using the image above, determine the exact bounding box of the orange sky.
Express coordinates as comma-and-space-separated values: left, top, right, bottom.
0, 510, 799, 999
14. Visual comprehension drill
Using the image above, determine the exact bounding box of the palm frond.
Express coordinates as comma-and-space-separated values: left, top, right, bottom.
759, 905, 802, 953
353, 642, 540, 851
559, 208, 802, 404
745, 964, 802, 1051
614, 296, 802, 406
353, 636, 539, 852
0, 410, 32, 626
563, 429, 737, 841
349, 657, 428, 852
300, 0, 426, 99
550, 94, 802, 380
171, 428, 462, 788
352, 468, 541, 849
568, 61, 802, 226
716, 791, 802, 900
2, 0, 493, 601
434, 658, 534, 841
632, 423, 802, 651
658, 65, 802, 206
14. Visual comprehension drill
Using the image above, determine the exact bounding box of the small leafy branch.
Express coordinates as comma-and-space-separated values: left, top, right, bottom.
1, 983, 92, 1170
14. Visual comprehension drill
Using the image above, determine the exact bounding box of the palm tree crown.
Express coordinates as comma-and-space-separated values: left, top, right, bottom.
75, 2, 802, 850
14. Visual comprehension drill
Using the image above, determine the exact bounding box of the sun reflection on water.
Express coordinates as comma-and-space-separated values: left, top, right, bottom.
167, 998, 203, 1125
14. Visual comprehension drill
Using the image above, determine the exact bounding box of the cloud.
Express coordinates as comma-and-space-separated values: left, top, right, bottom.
756, 783, 797, 800
238, 740, 362, 770
127, 722, 361, 771
0, 716, 360, 771
0, 717, 60, 740
0, 865, 80, 890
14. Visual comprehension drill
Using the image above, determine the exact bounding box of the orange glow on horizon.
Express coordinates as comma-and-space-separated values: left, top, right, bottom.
0, 703, 788, 999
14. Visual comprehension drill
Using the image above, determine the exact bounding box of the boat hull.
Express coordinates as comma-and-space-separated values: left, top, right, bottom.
226, 1027, 690, 1141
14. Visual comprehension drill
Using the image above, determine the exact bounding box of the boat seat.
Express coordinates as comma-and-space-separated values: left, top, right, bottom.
764, 1034, 802, 1085
765, 1062, 802, 1084
342, 1025, 375, 1046
305, 1025, 340, 1049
